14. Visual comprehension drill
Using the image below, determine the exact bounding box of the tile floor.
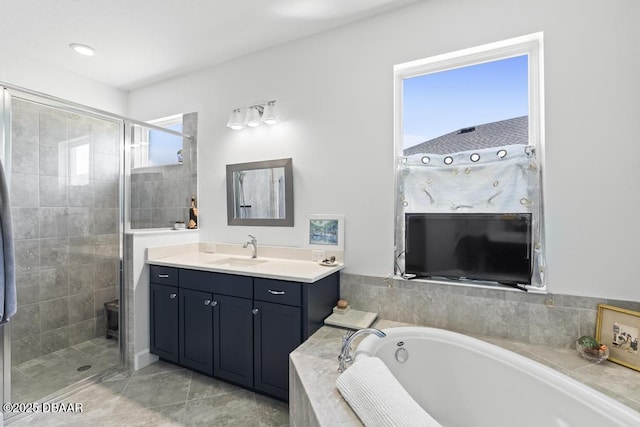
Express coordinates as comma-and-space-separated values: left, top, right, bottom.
7, 360, 289, 426
11, 337, 120, 403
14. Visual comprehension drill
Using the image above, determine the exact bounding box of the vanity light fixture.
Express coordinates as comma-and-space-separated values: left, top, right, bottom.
244, 106, 262, 128
69, 43, 95, 56
226, 109, 244, 130
226, 100, 279, 130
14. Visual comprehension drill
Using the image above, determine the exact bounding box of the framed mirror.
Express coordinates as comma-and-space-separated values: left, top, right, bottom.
226, 158, 293, 226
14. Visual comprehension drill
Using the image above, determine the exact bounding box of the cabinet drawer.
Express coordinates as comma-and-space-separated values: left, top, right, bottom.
254, 278, 301, 306
150, 265, 179, 286
179, 269, 252, 298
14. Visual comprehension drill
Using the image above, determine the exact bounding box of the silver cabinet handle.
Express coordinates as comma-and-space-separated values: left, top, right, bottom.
158, 274, 169, 278
268, 290, 285, 295
204, 300, 211, 306
169, 293, 177, 299
252, 308, 259, 314
211, 301, 218, 307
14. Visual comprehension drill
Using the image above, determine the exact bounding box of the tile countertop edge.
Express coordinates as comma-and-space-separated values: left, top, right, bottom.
146, 253, 345, 283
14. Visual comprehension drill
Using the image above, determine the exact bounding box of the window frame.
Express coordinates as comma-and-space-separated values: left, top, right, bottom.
131, 113, 184, 170
393, 32, 547, 291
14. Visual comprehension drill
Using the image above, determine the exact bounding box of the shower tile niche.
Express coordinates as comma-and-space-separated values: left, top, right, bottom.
10, 98, 121, 365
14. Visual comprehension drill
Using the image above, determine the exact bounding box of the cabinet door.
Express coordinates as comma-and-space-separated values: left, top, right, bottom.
179, 288, 214, 375
253, 300, 301, 401
150, 283, 179, 363
213, 294, 253, 388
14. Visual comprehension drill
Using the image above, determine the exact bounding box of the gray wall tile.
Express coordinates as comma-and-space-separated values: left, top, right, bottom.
40, 297, 69, 332
341, 273, 633, 348
10, 100, 123, 363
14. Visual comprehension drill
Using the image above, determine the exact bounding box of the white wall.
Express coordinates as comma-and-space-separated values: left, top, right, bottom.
128, 0, 640, 302
130, 231, 200, 370
0, 53, 127, 114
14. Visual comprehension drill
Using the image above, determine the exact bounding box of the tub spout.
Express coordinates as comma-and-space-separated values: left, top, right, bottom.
338, 328, 386, 373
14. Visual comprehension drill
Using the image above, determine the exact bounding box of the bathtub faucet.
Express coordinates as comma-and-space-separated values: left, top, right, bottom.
337, 328, 386, 373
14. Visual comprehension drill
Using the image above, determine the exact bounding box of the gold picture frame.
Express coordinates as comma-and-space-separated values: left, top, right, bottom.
596, 304, 640, 371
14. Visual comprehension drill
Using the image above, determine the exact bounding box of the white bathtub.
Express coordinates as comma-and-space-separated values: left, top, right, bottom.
354, 327, 640, 427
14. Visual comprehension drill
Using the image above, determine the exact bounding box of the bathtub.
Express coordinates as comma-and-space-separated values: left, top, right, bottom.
353, 327, 640, 427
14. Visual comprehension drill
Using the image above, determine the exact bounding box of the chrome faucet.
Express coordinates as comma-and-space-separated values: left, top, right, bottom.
243, 234, 258, 259
337, 328, 386, 373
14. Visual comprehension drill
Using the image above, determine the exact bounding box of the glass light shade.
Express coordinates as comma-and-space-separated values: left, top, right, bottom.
261, 102, 279, 125
244, 107, 261, 128
69, 43, 95, 56
226, 109, 244, 130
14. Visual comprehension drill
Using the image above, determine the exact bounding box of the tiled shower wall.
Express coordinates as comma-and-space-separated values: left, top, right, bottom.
340, 273, 640, 348
10, 98, 120, 365
130, 112, 197, 229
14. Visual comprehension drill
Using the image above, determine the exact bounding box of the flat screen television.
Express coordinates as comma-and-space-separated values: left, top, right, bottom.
405, 213, 532, 286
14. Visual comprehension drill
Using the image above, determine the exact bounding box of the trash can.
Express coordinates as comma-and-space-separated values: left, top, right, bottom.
104, 299, 119, 339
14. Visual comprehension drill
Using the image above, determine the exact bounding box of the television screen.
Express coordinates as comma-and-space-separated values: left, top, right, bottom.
405, 213, 532, 285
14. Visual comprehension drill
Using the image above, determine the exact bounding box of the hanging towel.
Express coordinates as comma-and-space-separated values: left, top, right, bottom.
336, 357, 441, 427
0, 160, 15, 324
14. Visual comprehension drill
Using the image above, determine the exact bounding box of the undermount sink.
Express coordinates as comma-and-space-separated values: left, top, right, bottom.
210, 257, 268, 267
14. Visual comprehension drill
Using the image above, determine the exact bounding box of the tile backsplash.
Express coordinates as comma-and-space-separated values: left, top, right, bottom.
340, 273, 640, 347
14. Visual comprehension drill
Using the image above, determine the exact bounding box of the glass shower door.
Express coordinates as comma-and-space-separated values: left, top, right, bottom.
5, 91, 124, 405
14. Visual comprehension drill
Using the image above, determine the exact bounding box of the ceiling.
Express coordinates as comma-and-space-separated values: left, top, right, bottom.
0, 0, 417, 92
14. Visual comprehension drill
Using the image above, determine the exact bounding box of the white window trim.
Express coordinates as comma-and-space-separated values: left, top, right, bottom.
393, 32, 547, 293
131, 113, 184, 170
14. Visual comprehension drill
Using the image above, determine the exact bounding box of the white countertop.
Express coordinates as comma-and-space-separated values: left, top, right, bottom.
146, 251, 344, 283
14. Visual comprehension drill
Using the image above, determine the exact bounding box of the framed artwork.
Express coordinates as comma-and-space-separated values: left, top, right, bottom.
305, 214, 344, 250
596, 304, 640, 371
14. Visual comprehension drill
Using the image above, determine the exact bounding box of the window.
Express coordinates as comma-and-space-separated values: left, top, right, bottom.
394, 33, 546, 290
131, 114, 184, 168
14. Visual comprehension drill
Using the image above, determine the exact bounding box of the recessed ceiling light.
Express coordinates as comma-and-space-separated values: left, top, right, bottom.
69, 43, 95, 56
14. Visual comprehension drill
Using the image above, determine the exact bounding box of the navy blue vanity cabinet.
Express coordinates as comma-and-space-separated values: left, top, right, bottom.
149, 266, 180, 363
253, 298, 301, 400
213, 294, 254, 388
178, 269, 254, 385
179, 288, 214, 375
149, 263, 340, 402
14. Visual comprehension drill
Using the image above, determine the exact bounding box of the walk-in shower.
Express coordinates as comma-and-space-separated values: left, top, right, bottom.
0, 84, 194, 417
2, 88, 123, 406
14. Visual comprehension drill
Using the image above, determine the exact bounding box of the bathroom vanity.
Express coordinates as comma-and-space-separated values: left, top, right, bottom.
147, 247, 342, 401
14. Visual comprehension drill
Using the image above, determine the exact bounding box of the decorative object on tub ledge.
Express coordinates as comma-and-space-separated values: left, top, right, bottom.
324, 308, 377, 330
333, 299, 350, 315
188, 195, 198, 229
596, 304, 640, 371
173, 221, 186, 230
576, 336, 609, 363
336, 356, 441, 426
305, 214, 344, 250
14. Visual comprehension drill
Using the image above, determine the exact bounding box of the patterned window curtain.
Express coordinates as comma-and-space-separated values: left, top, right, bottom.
395, 143, 545, 288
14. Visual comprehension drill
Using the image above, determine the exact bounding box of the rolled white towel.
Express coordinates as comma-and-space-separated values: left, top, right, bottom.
336, 356, 441, 427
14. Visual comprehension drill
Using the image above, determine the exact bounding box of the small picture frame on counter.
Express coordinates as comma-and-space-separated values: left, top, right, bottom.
305, 214, 344, 250
596, 304, 640, 372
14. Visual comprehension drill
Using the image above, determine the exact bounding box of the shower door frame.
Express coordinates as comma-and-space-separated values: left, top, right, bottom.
0, 83, 131, 410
